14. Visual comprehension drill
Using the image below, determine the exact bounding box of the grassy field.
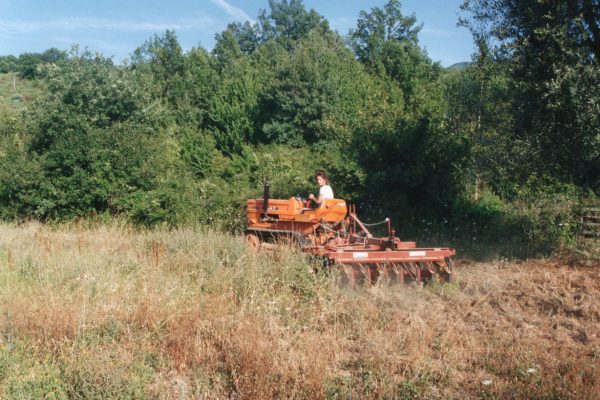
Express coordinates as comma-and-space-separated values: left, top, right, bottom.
0, 223, 598, 399
0, 73, 44, 112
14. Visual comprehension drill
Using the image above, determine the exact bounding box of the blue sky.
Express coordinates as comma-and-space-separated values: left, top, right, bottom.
0, 0, 475, 66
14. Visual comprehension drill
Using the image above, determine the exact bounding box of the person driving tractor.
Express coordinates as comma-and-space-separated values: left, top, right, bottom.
308, 170, 334, 207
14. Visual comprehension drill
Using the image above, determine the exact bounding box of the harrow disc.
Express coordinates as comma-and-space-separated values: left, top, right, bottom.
334, 258, 455, 287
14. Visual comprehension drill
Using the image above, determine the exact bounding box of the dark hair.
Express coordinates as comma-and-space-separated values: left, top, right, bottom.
315, 170, 329, 184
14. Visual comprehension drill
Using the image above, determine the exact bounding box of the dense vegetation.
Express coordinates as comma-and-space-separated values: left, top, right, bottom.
0, 0, 598, 257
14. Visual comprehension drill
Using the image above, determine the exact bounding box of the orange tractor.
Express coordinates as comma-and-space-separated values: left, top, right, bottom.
245, 182, 456, 285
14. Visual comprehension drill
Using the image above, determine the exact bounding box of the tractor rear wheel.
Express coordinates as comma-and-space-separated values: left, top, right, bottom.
245, 233, 261, 252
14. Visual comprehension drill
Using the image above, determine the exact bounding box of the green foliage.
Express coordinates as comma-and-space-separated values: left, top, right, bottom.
352, 114, 469, 224
213, 27, 246, 71
350, 0, 422, 68
460, 0, 600, 194
13, 48, 67, 79
349, 0, 442, 113
132, 30, 185, 102
0, 56, 18, 73
442, 49, 515, 199
0, 144, 44, 219
6, 367, 68, 400
0, 0, 596, 256
541, 62, 600, 191
257, 0, 329, 50
208, 58, 259, 154
179, 127, 221, 178
0, 49, 184, 223
260, 30, 362, 145
182, 47, 219, 126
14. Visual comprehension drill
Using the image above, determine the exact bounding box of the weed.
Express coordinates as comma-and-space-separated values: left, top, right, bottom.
0, 223, 597, 399
6, 373, 67, 400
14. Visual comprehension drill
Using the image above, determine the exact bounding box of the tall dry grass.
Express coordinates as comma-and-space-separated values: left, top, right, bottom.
0, 222, 598, 399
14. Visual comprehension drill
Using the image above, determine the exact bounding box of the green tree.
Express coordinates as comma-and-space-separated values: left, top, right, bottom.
224, 21, 263, 54
0, 50, 179, 220
257, 28, 394, 150
207, 58, 259, 155
14, 48, 67, 79
132, 30, 186, 107
257, 0, 329, 50
461, 0, 600, 193
442, 42, 515, 199
344, 0, 468, 222
16, 53, 46, 79
350, 0, 421, 67
350, 0, 441, 111
178, 47, 219, 127
213, 27, 246, 72
0, 55, 18, 73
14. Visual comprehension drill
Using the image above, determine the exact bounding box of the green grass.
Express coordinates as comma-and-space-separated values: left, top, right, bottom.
0, 73, 44, 111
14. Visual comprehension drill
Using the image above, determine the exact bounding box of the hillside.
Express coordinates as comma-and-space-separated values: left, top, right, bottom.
0, 223, 597, 399
0, 73, 44, 111
447, 61, 470, 70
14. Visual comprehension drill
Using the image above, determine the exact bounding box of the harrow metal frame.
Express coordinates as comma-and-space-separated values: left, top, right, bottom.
245, 196, 456, 285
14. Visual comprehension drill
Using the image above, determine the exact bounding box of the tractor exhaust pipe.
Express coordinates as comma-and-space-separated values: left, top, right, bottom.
262, 178, 270, 218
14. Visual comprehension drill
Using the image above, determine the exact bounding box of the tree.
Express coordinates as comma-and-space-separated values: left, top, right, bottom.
41, 48, 67, 63
177, 47, 219, 127
350, 0, 421, 67
213, 26, 247, 74
17, 53, 46, 79
0, 55, 19, 73
207, 59, 259, 155
0, 50, 177, 220
216, 0, 330, 56
349, 1, 440, 111
259, 30, 377, 146
461, 0, 600, 193
224, 21, 262, 54
132, 30, 186, 105
257, 0, 329, 49
442, 42, 515, 199
12, 48, 68, 79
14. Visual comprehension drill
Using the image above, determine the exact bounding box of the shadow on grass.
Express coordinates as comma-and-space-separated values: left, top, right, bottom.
393, 198, 567, 262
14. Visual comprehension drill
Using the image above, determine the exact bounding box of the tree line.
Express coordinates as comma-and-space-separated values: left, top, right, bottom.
0, 0, 598, 254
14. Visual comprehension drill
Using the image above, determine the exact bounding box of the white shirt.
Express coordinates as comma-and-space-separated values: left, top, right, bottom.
319, 185, 334, 200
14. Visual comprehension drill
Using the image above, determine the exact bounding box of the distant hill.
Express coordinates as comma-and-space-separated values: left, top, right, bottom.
447, 62, 471, 70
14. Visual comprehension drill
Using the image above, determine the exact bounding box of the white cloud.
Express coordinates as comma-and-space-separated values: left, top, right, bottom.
421, 27, 452, 39
47, 34, 134, 52
0, 16, 215, 35
209, 0, 254, 24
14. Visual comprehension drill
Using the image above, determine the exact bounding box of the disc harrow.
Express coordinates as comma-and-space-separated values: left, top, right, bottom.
245, 186, 456, 286
333, 259, 455, 287
304, 204, 456, 286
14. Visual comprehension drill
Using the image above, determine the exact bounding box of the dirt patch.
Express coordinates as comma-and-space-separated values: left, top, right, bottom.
434, 259, 600, 398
